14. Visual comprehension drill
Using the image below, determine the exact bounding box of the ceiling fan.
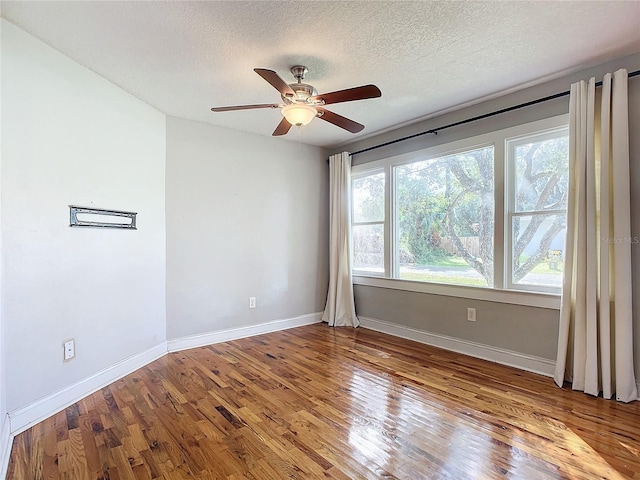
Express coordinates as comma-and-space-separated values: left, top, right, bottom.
211, 66, 382, 136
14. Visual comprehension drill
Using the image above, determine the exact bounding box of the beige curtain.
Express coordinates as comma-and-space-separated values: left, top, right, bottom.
322, 152, 359, 327
554, 69, 637, 402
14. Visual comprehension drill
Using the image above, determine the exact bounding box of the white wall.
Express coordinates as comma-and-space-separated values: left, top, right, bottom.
0, 26, 8, 469
166, 116, 328, 340
1, 19, 167, 413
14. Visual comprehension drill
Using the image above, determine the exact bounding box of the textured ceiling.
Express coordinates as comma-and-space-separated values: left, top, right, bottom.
2, 1, 639, 148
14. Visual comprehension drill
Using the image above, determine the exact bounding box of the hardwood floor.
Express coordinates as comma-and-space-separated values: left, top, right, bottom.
7, 324, 640, 479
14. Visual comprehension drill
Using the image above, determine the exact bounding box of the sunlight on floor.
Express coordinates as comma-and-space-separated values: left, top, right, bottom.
345, 367, 632, 479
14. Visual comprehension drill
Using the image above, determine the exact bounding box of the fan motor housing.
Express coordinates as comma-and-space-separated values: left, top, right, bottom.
284, 83, 318, 103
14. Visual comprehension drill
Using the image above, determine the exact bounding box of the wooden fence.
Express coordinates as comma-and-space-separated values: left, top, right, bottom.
439, 236, 480, 257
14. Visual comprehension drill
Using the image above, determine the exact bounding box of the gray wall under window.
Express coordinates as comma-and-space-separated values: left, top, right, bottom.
334, 53, 640, 375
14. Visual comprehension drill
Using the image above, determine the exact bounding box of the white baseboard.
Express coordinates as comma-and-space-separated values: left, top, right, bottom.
168, 312, 323, 353
0, 415, 12, 480
8, 343, 167, 436
7, 312, 324, 440
358, 316, 556, 377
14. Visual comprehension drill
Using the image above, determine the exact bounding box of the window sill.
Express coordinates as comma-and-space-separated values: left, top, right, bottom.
353, 275, 561, 310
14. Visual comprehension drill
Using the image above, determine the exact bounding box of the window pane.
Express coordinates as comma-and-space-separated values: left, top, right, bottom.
514, 135, 569, 212
512, 214, 565, 288
395, 147, 494, 287
353, 224, 384, 273
353, 172, 385, 223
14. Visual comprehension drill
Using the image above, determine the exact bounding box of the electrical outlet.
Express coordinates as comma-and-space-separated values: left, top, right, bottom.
249, 297, 256, 309
467, 307, 476, 322
64, 339, 75, 360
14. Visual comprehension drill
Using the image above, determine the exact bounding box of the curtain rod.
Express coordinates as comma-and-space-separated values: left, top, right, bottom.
350, 69, 640, 157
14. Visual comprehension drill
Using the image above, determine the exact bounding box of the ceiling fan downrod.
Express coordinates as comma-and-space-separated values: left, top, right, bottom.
286, 65, 316, 103
290, 65, 308, 83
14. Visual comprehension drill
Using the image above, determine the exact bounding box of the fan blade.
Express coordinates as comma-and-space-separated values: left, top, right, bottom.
317, 108, 364, 133
310, 84, 381, 106
272, 117, 292, 136
254, 69, 296, 97
211, 103, 281, 112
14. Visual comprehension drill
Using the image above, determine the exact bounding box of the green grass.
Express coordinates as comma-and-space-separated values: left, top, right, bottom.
403, 254, 562, 285
399, 271, 487, 286
530, 261, 563, 275
417, 256, 472, 268
517, 253, 563, 275
429, 255, 563, 275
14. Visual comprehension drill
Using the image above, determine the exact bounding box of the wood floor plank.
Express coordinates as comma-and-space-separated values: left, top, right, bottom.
7, 324, 640, 479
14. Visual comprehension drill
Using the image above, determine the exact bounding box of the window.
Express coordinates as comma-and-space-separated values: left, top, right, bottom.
352, 170, 385, 275
506, 128, 569, 292
395, 146, 494, 287
351, 116, 569, 297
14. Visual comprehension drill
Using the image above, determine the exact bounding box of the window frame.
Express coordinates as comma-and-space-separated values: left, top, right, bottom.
392, 142, 496, 288
351, 167, 388, 277
504, 126, 570, 294
350, 114, 569, 309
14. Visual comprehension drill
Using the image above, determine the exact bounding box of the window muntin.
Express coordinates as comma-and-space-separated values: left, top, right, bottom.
506, 129, 569, 292
394, 146, 495, 287
352, 171, 385, 275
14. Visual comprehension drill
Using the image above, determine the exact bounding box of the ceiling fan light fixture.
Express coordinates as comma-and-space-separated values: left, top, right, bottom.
281, 103, 317, 126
